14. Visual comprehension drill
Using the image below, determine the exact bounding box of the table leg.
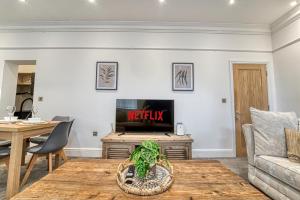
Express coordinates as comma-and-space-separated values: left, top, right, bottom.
6, 132, 24, 199
22, 139, 29, 166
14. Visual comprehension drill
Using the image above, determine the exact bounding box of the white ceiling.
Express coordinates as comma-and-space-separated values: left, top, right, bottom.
0, 0, 294, 26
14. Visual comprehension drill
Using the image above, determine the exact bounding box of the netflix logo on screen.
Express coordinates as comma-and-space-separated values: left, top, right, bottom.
116, 99, 174, 132
128, 110, 164, 121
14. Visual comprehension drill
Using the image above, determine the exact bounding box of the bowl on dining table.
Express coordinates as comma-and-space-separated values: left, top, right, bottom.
28, 117, 42, 122
4, 116, 18, 121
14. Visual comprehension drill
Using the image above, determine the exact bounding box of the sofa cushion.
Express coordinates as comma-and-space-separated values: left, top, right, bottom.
285, 129, 300, 163
250, 107, 298, 157
255, 155, 300, 191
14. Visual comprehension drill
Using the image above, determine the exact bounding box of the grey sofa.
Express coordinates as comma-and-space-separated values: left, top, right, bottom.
243, 124, 300, 200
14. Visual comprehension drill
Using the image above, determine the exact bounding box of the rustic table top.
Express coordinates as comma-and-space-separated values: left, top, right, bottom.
12, 159, 269, 200
0, 121, 59, 132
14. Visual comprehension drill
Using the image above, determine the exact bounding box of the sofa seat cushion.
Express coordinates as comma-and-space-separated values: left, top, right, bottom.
248, 165, 300, 200
255, 155, 300, 190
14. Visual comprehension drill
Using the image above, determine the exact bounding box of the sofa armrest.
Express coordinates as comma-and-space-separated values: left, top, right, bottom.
242, 124, 255, 166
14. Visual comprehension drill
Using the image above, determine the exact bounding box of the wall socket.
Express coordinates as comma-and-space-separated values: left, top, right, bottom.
92, 131, 98, 137
222, 98, 227, 103
38, 97, 43, 102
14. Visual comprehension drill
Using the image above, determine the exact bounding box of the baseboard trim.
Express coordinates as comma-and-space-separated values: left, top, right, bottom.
64, 147, 235, 158
192, 149, 235, 158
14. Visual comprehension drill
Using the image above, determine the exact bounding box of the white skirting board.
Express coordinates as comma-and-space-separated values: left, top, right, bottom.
192, 149, 235, 158
64, 148, 235, 158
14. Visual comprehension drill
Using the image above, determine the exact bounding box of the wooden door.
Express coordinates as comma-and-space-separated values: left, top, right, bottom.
233, 64, 269, 157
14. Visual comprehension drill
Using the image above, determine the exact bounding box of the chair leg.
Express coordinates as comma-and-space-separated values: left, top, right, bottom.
4, 157, 9, 169
60, 150, 68, 162
21, 154, 38, 187
21, 139, 30, 166
54, 153, 60, 169
48, 153, 53, 173
46, 154, 49, 171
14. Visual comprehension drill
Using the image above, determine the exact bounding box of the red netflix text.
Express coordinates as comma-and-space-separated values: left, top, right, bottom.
128, 110, 164, 121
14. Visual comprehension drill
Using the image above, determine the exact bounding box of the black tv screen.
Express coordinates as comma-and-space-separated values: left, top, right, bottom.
116, 99, 174, 133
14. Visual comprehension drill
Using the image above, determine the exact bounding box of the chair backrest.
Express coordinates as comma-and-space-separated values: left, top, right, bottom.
42, 116, 71, 137
52, 116, 70, 122
67, 119, 75, 137
37, 121, 73, 154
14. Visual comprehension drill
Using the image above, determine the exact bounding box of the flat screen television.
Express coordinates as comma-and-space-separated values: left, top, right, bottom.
116, 99, 174, 133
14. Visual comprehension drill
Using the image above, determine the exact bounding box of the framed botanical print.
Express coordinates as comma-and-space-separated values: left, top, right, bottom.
96, 62, 118, 90
172, 63, 194, 91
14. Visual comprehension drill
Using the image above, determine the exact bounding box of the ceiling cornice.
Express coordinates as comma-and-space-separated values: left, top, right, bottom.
271, 4, 300, 33
0, 21, 270, 35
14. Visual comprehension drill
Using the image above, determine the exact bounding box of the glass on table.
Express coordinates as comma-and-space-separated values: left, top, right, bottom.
6, 105, 16, 121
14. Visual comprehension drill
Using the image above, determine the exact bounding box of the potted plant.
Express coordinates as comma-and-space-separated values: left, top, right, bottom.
130, 140, 169, 179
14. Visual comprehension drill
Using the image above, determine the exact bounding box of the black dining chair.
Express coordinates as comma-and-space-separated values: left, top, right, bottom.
0, 146, 10, 168
0, 140, 11, 147
21, 120, 74, 186
30, 116, 70, 144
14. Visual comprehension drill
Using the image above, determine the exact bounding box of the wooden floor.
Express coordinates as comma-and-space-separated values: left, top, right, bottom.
11, 159, 269, 200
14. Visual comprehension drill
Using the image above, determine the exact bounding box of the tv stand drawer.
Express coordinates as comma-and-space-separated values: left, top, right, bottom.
104, 144, 132, 159
163, 145, 189, 160
101, 133, 193, 160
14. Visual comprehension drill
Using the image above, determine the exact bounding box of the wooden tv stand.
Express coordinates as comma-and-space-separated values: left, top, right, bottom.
101, 132, 193, 160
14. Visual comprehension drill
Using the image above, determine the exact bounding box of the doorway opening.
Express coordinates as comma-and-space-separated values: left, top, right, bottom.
15, 64, 36, 119
0, 60, 36, 119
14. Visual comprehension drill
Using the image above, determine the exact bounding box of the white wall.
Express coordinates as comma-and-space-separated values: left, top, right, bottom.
0, 26, 275, 157
0, 61, 18, 117
272, 8, 300, 116
273, 42, 300, 115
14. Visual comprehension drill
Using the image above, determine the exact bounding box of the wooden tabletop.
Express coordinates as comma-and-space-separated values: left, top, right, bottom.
102, 132, 193, 143
12, 159, 269, 200
0, 121, 59, 132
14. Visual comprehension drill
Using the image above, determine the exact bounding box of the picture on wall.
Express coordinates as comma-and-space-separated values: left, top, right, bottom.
172, 63, 194, 91
96, 62, 118, 90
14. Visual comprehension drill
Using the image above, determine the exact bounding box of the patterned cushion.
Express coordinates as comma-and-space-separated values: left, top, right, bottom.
285, 129, 300, 163
250, 108, 298, 157
255, 155, 300, 191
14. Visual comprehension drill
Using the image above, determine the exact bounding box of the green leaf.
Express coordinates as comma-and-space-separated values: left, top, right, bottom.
129, 140, 168, 179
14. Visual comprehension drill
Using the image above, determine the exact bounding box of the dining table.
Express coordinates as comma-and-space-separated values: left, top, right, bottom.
0, 121, 59, 199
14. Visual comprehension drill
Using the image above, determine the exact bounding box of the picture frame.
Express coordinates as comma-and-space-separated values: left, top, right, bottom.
172, 63, 194, 91
96, 62, 118, 90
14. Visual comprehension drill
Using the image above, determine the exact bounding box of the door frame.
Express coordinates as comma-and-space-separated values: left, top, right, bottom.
229, 61, 274, 157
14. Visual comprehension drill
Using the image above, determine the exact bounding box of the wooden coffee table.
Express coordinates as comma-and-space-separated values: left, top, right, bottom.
12, 159, 269, 200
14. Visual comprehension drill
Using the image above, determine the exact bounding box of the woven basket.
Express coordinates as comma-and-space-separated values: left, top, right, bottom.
117, 159, 174, 196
